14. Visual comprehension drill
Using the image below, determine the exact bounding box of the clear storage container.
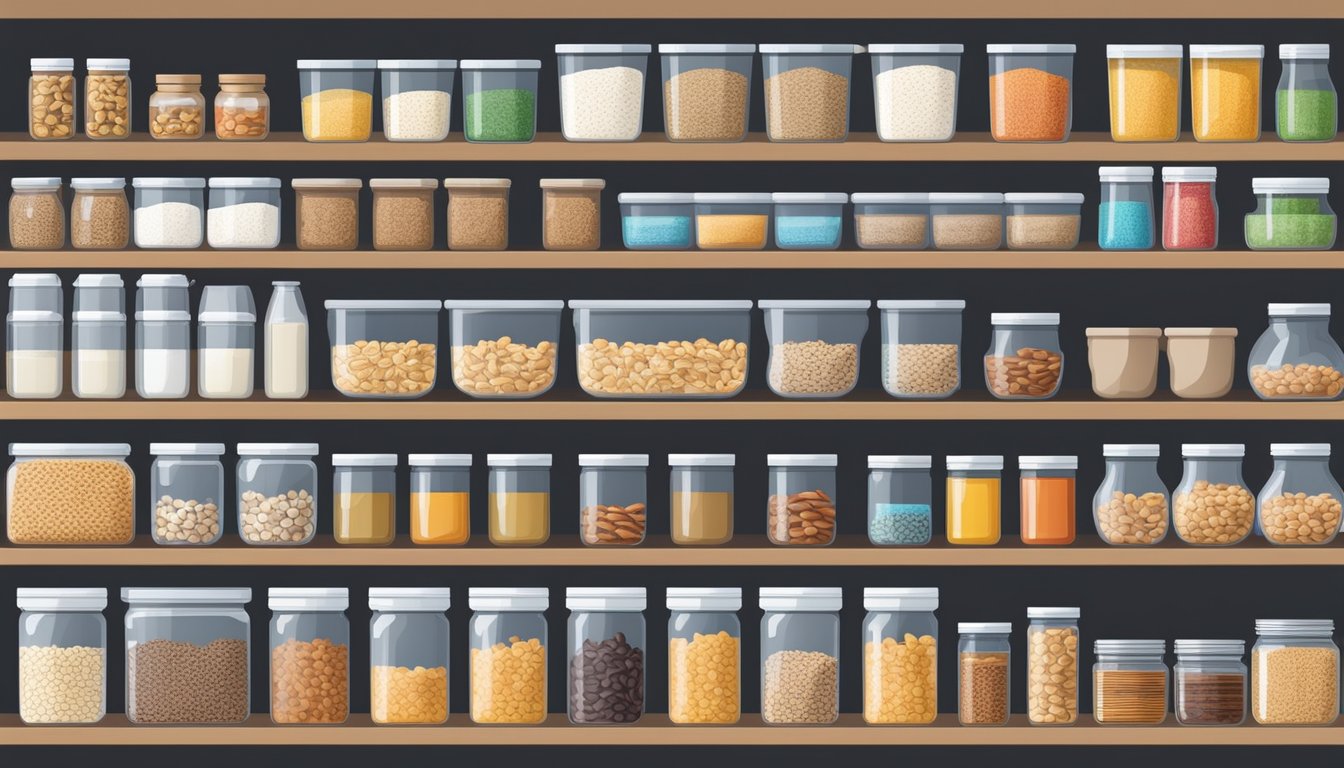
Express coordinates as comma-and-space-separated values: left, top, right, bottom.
772, 192, 847, 249
987, 44, 1075, 142
760, 299, 869, 398
1164, 327, 1238, 399
17, 588, 107, 724
9, 178, 66, 250
1093, 444, 1170, 546
369, 587, 452, 724
461, 59, 541, 143
569, 299, 752, 398
579, 454, 648, 546
1245, 177, 1337, 250
444, 178, 512, 250
760, 587, 842, 724
1251, 619, 1339, 725
761, 44, 862, 142
264, 281, 308, 400
1191, 45, 1263, 142
1257, 443, 1343, 546
70, 177, 129, 250
325, 299, 441, 399
445, 299, 561, 398
542, 178, 604, 250
868, 455, 933, 546
333, 454, 397, 546
72, 310, 126, 400
268, 588, 350, 724
669, 454, 735, 546
660, 44, 755, 142
73, 272, 123, 314
149, 443, 224, 546
619, 193, 695, 250
1019, 455, 1077, 546
488, 454, 551, 546
148, 74, 205, 140
667, 587, 741, 724
1027, 606, 1080, 725
1106, 45, 1183, 142
469, 587, 549, 724
1277, 44, 1337, 142
693, 193, 772, 250
197, 285, 255, 399
863, 587, 939, 724
851, 193, 929, 250
1174, 444, 1254, 546
946, 455, 1002, 545
1098, 166, 1155, 250
8, 443, 134, 545
1005, 193, 1082, 250
136, 310, 191, 400
132, 177, 205, 249
10, 272, 62, 313
958, 622, 1011, 726
410, 454, 472, 545
1175, 639, 1247, 726
136, 273, 189, 314
123, 587, 251, 723
298, 59, 375, 142
215, 74, 269, 140
878, 300, 964, 399
378, 60, 456, 142
292, 179, 361, 251
29, 58, 76, 140
1093, 639, 1168, 725
767, 454, 837, 546
567, 587, 647, 724
1248, 303, 1344, 399
929, 193, 1003, 250
870, 44, 962, 142
556, 44, 650, 142
1085, 327, 1161, 399
7, 309, 63, 399
984, 313, 1063, 399
84, 58, 130, 139
371, 178, 436, 251
236, 443, 318, 546
1163, 167, 1219, 250
207, 177, 281, 249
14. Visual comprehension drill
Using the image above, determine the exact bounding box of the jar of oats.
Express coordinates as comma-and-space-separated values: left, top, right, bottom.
29, 58, 76, 140
9, 178, 66, 250
1251, 619, 1339, 725
84, 58, 130, 139
7, 443, 135, 545
70, 178, 129, 250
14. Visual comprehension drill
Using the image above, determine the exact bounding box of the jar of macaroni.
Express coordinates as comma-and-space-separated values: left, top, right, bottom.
867, 455, 932, 546
862, 587, 939, 725
667, 587, 741, 725
84, 58, 130, 139
215, 74, 270, 140
1093, 444, 1170, 546
946, 455, 1002, 545
759, 587, 842, 725
1093, 639, 1168, 724
1027, 606, 1080, 725
332, 453, 397, 546
1257, 443, 1343, 546
1190, 45, 1263, 142
1019, 455, 1077, 545
1251, 619, 1339, 725
1174, 639, 1247, 726
567, 587, 647, 724
958, 622, 1011, 726
369, 587, 451, 725
236, 443, 318, 546
148, 74, 205, 140
579, 454, 648, 546
487, 454, 551, 546
669, 454, 735, 546
149, 443, 225, 546
17, 587, 107, 724
767, 454, 838, 546
268, 588, 350, 725
1174, 444, 1253, 546
469, 587, 548, 724
409, 454, 471, 545
29, 58, 76, 140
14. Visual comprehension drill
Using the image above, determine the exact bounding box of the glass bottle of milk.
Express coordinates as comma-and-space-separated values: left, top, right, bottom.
264, 281, 309, 399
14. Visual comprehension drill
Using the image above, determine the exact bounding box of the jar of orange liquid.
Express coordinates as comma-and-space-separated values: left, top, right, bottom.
1019, 455, 1077, 545
946, 455, 1003, 545
410, 453, 472, 545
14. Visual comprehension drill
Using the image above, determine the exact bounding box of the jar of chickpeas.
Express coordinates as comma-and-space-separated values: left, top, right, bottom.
29, 58, 76, 140
84, 58, 131, 139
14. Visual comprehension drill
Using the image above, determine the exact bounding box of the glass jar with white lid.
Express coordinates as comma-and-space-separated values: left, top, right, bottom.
1277, 44, 1337, 142
132, 178, 205, 249
8, 443, 135, 545
236, 443, 318, 546
1257, 443, 1343, 546
29, 58, 76, 140
9, 178, 66, 250
667, 587, 742, 724
759, 587, 842, 725
136, 310, 190, 399
379, 60, 457, 142
1093, 444, 1170, 546
268, 588, 350, 724
488, 453, 552, 546
207, 177, 282, 249
869, 44, 963, 142
984, 313, 1063, 399
333, 453, 398, 546
409, 453, 472, 545
767, 454, 838, 546
579, 454, 648, 546
149, 443, 225, 546
369, 587, 452, 724
566, 587, 647, 724
1026, 606, 1081, 725
70, 177, 129, 250
1247, 303, 1344, 399
17, 587, 107, 724
1098, 166, 1155, 249
862, 587, 939, 724
1244, 177, 1337, 250
1174, 639, 1247, 726
556, 45, 651, 142
867, 455, 933, 546
468, 587, 549, 724
197, 285, 256, 399
958, 622, 1011, 726
669, 453, 735, 546
1174, 444, 1254, 546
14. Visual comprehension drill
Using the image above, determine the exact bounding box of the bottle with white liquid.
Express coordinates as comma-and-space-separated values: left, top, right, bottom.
72, 311, 127, 399
197, 285, 256, 399
264, 281, 309, 399
136, 310, 191, 399
6, 310, 63, 399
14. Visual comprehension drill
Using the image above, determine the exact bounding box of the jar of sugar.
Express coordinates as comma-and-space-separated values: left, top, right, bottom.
206, 177, 281, 249
132, 177, 205, 249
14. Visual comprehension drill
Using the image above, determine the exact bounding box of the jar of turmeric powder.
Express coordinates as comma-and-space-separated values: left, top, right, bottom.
1018, 455, 1077, 546
409, 454, 471, 545
987, 44, 1076, 142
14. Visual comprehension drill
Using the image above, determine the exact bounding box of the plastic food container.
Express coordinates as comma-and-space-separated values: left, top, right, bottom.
297, 59, 375, 142
333, 453, 397, 546
9, 178, 66, 250
578, 455, 648, 547
1093, 639, 1168, 725
149, 443, 224, 546
85, 58, 130, 139
197, 285, 255, 399
929, 193, 1003, 250
488, 454, 551, 546
878, 299, 964, 399
378, 60, 456, 142
761, 44, 863, 142
667, 587, 741, 724
1164, 327, 1238, 399
1174, 639, 1247, 726
868, 455, 933, 546
7, 307, 63, 399
958, 622, 1012, 726
1026, 606, 1080, 725
556, 44, 651, 142
1257, 443, 1343, 546
1085, 327, 1162, 399
292, 179, 361, 251
772, 192, 847, 249
131, 177, 204, 249
767, 454, 838, 546
468, 587, 549, 723
1106, 45, 1183, 142
325, 299, 441, 398
1004, 193, 1083, 250
869, 44, 963, 142
444, 178, 511, 250
1018, 455, 1077, 545
29, 58, 76, 140
566, 588, 647, 724
1094, 444, 1170, 546
1251, 619, 1339, 725
70, 177, 129, 250
136, 273, 189, 314
1245, 177, 1337, 250
1248, 303, 1344, 400
236, 443, 318, 546
668, 454, 735, 546
851, 193, 929, 250
8, 443, 135, 545
660, 44, 755, 142
17, 588, 107, 724
215, 74, 269, 140
541, 178, 604, 250
694, 193, 772, 250
444, 300, 561, 399
136, 310, 190, 400
1099, 167, 1155, 250
946, 455, 1003, 546
409, 454, 471, 545
1174, 444, 1253, 546
987, 44, 1076, 142
760, 299, 870, 398
371, 179, 436, 251
984, 313, 1062, 399
74, 272, 124, 314
1163, 167, 1219, 250
462, 59, 541, 143
619, 193, 695, 250
569, 299, 752, 398
148, 74, 205, 140
1277, 44, 1337, 142
123, 588, 251, 724
1190, 45, 1263, 142
862, 587, 939, 724
269, 588, 350, 724
369, 588, 452, 724
207, 177, 281, 249
72, 309, 126, 400
759, 587, 842, 724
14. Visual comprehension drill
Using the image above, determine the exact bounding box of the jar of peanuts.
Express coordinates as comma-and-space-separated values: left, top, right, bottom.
268, 588, 350, 725
236, 443, 319, 546
1026, 606, 1080, 725
17, 588, 108, 724
1174, 444, 1254, 546
1256, 443, 1343, 546
578, 454, 648, 546
148, 74, 205, 140
84, 58, 130, 139
861, 587, 939, 725
984, 312, 1063, 399
1248, 303, 1344, 400
766, 454, 838, 546
1092, 444, 1171, 546
29, 58, 76, 140
666, 587, 742, 725
215, 74, 270, 140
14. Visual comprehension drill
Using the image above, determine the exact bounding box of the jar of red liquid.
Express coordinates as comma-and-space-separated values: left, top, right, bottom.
1162, 166, 1219, 250
1019, 455, 1077, 545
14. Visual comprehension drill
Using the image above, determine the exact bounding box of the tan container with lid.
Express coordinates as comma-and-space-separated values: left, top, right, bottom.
540, 178, 605, 251
149, 74, 205, 140
216, 74, 269, 140
371, 178, 436, 251
293, 179, 362, 251
1085, 327, 1162, 399
1164, 327, 1238, 399
444, 178, 512, 251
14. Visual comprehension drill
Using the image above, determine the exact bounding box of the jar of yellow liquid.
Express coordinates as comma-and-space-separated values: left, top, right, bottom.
410, 453, 472, 545
332, 453, 397, 545
946, 455, 1003, 545
298, 60, 376, 142
487, 453, 551, 546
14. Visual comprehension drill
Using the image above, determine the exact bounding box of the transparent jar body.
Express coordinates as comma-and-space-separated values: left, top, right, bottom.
868, 466, 932, 546
542, 186, 602, 251
6, 316, 63, 399
469, 610, 547, 723
126, 601, 249, 723
580, 465, 647, 546
299, 66, 375, 142
1257, 455, 1343, 545
1093, 456, 1170, 546
136, 318, 190, 399
462, 67, 539, 143
148, 84, 205, 140
694, 199, 772, 250
984, 322, 1063, 399
947, 468, 1001, 545
293, 184, 360, 251
1020, 467, 1075, 545
662, 51, 753, 142
558, 52, 648, 142
1175, 652, 1247, 726
1251, 633, 1339, 724
198, 321, 255, 399
929, 201, 1003, 250
1248, 315, 1344, 399
445, 183, 511, 250
1005, 200, 1082, 250
327, 304, 441, 399
958, 631, 1010, 726
768, 464, 837, 546
9, 185, 66, 250
85, 68, 130, 139
215, 83, 270, 140
71, 187, 130, 250
871, 51, 961, 142
1027, 617, 1080, 725
236, 455, 317, 546
1163, 179, 1218, 250
133, 184, 204, 249
264, 283, 309, 400
8, 454, 134, 545
333, 465, 396, 545
19, 609, 106, 723
270, 609, 350, 724
1094, 651, 1168, 725
853, 200, 929, 250
988, 52, 1074, 142
1245, 190, 1337, 250
489, 466, 550, 546
150, 453, 224, 545
568, 608, 646, 724
760, 610, 840, 724
668, 609, 741, 724
763, 305, 868, 398
372, 186, 435, 251
1174, 456, 1254, 546
207, 185, 282, 249
30, 67, 76, 140
1107, 55, 1182, 142
620, 198, 694, 250
880, 306, 962, 399
1099, 179, 1155, 250
72, 318, 126, 399
863, 608, 938, 724
381, 67, 455, 142
447, 304, 560, 399
411, 466, 470, 545
1277, 58, 1337, 142
370, 610, 449, 724
763, 51, 855, 142
1192, 56, 1262, 141
670, 464, 733, 545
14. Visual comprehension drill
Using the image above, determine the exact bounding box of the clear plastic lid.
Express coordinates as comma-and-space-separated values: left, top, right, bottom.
1253, 178, 1330, 194
868, 455, 933, 469
1270, 443, 1331, 457
324, 299, 442, 311
869, 44, 964, 54
1280, 44, 1330, 60
443, 178, 512, 188
6, 310, 62, 324
668, 454, 735, 467
1004, 193, 1085, 205
768, 453, 839, 467
986, 44, 1077, 54
959, 622, 1013, 634
1028, 606, 1081, 619
566, 587, 647, 612
1174, 639, 1245, 655
123, 587, 251, 605
137, 274, 189, 288
71, 177, 126, 190
72, 310, 125, 324
1095, 639, 1166, 655
1181, 444, 1245, 458
693, 192, 774, 205
555, 44, 652, 54
1019, 455, 1079, 470
618, 193, 696, 204
667, 587, 742, 612
331, 454, 398, 467
87, 58, 130, 71
268, 587, 349, 612
1104, 444, 1161, 458
370, 178, 438, 190
10, 443, 130, 457
758, 299, 871, 310
1190, 45, 1265, 59
991, 312, 1060, 326
850, 193, 930, 205
409, 454, 473, 467
771, 192, 849, 204
132, 177, 207, 189
864, 587, 938, 612
236, 442, 319, 457
11, 178, 62, 190
568, 299, 753, 310
208, 177, 281, 189
1267, 303, 1331, 317
369, 587, 452, 612
460, 60, 543, 70
759, 587, 843, 612
578, 454, 650, 467
487, 453, 552, 467
296, 59, 376, 69
73, 274, 124, 288
150, 443, 225, 456
1254, 619, 1334, 636
376, 59, 459, 69
30, 58, 75, 71
136, 310, 191, 323
947, 455, 1004, 471
1106, 44, 1183, 58
443, 300, 564, 310
928, 192, 1004, 204
659, 44, 756, 54
759, 44, 865, 54
1162, 167, 1217, 182
1099, 166, 1155, 182
469, 587, 549, 612
877, 299, 966, 310
17, 588, 107, 612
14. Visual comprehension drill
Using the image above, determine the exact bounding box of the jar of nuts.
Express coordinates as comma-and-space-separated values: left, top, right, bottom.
149, 444, 225, 547
148, 75, 205, 140
1026, 606, 1080, 725
984, 312, 1064, 399
1093, 444, 1171, 546
767, 454, 838, 546
444, 299, 562, 399
1256, 443, 1343, 546
215, 74, 270, 140
268, 588, 350, 724
29, 58, 76, 140
84, 58, 131, 139
236, 443, 319, 546
578, 454, 649, 546
1174, 444, 1254, 546
1247, 303, 1344, 400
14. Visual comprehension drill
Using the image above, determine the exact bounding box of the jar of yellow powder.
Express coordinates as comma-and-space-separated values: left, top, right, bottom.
332, 453, 397, 546
946, 455, 1003, 545
1106, 45, 1183, 142
1190, 45, 1264, 142
693, 192, 772, 250
369, 587, 451, 725
862, 587, 939, 725
487, 453, 551, 546
297, 59, 376, 142
409, 453, 471, 545
667, 587, 741, 725
469, 587, 548, 724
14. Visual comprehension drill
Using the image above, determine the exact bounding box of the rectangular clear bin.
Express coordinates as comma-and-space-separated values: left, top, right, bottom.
569, 299, 752, 398
693, 193, 771, 250
8, 310, 63, 399
987, 44, 1076, 142
541, 178, 604, 251
619, 193, 695, 250
292, 179, 362, 251
878, 299, 965, 399
851, 193, 929, 250
8, 443, 134, 545
444, 178, 511, 250
579, 454, 649, 546
297, 59, 375, 142
461, 60, 541, 143
132, 177, 205, 249
761, 44, 863, 142
929, 193, 1004, 250
556, 44, 651, 142
444, 299, 562, 398
760, 299, 870, 398
371, 179, 436, 251
668, 454, 735, 545
1190, 45, 1263, 142
870, 44, 963, 142
378, 60, 456, 142
325, 299, 441, 398
1004, 193, 1083, 250
207, 177, 281, 249
1106, 45, 1183, 142
772, 193, 847, 250
237, 443, 318, 546
660, 44, 755, 142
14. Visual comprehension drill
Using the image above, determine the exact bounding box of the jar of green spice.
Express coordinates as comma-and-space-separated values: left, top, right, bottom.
1244, 177, 1337, 251
462, 59, 541, 143
1276, 44, 1337, 142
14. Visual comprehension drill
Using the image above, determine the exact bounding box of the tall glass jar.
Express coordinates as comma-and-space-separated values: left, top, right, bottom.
264, 281, 309, 400
1093, 444, 1170, 546
487, 453, 551, 546
410, 454, 472, 545
72, 310, 126, 399
1190, 45, 1263, 142
667, 587, 742, 725
136, 310, 191, 399
862, 587, 939, 725
579, 454, 648, 546
84, 58, 130, 139
567, 587, 646, 725
236, 443, 318, 546
197, 285, 256, 400
1276, 44, 1337, 142
1258, 443, 1343, 546
669, 454, 735, 546
17, 587, 107, 724
958, 622, 1011, 726
1019, 455, 1077, 545
148, 74, 205, 139
70, 177, 130, 250
29, 58, 76, 140
150, 443, 224, 546
268, 588, 349, 725
1093, 639, 1168, 725
1027, 606, 1080, 725
759, 587, 842, 725
9, 178, 66, 250
984, 313, 1063, 399
1251, 619, 1339, 725
1098, 166, 1155, 250
1162, 166, 1219, 250
767, 454, 837, 546
369, 587, 451, 725
469, 587, 549, 724
946, 455, 1003, 545
1174, 444, 1254, 546
332, 453, 397, 546
1174, 639, 1247, 726
868, 455, 932, 546
215, 74, 270, 140
1248, 303, 1344, 400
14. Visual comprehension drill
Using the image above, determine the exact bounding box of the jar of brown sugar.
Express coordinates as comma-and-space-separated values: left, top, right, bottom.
149, 74, 205, 140
70, 177, 129, 250
215, 74, 269, 140
9, 177, 65, 250
370, 178, 436, 251
541, 178, 604, 250
444, 177, 511, 250
292, 178, 362, 251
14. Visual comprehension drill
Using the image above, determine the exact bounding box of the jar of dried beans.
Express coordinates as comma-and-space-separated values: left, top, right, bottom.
215, 74, 270, 140
759, 587, 841, 725
236, 443, 319, 546
1251, 619, 1339, 725
1026, 606, 1080, 725
1092, 444, 1170, 546
1256, 443, 1343, 546
862, 587, 939, 725
1247, 303, 1344, 400
566, 587, 647, 725
1175, 639, 1247, 726
1162, 166, 1219, 250
268, 588, 350, 725
148, 74, 205, 140
1173, 443, 1253, 546
766, 454, 838, 546
578, 454, 648, 546
984, 312, 1063, 399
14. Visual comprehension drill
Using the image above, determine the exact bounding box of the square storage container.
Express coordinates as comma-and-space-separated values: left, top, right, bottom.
578, 454, 649, 546
207, 177, 281, 249
371, 179, 436, 251
292, 179, 362, 251
9, 178, 66, 250
132, 177, 205, 249
541, 178, 604, 251
1190, 45, 1263, 142
761, 44, 863, 142
1085, 327, 1161, 399
1004, 193, 1082, 250
878, 299, 965, 399
1245, 177, 1337, 250
946, 455, 1002, 545
693, 192, 771, 250
1164, 327, 1238, 399
444, 299, 562, 398
869, 44, 963, 142
70, 177, 129, 250
333, 453, 397, 546
325, 299, 441, 399
149, 443, 224, 546
1106, 45, 1183, 142
851, 193, 929, 250
619, 193, 695, 250
378, 60, 456, 142
987, 44, 1076, 142
236, 443, 318, 546
461, 60, 541, 143
444, 178, 511, 250
8, 443, 134, 545
17, 588, 107, 724
772, 192, 847, 250
268, 588, 350, 724
410, 454, 471, 545
660, 44, 755, 142
760, 299, 870, 398
767, 454, 838, 546
668, 454, 735, 546
556, 44, 651, 142
297, 59, 375, 142
929, 193, 1003, 250
487, 455, 552, 547
1251, 619, 1338, 725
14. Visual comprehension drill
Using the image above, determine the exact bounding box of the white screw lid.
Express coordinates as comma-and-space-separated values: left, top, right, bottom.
868, 455, 932, 469
768, 454, 839, 467
947, 455, 1004, 471
1190, 44, 1264, 59
863, 587, 938, 611
578, 454, 650, 467
237, 443, 319, 457
1181, 444, 1245, 458
150, 443, 226, 456
1270, 443, 1331, 457
488, 454, 552, 467
667, 587, 742, 611
369, 587, 452, 612
10, 443, 130, 457
990, 312, 1059, 325
1018, 455, 1078, 470
1253, 178, 1329, 194
268, 587, 349, 612
122, 587, 252, 604
1028, 606, 1080, 619
1162, 167, 1217, 182
1280, 44, 1330, 59
1104, 444, 1161, 458
566, 587, 647, 612
469, 587, 549, 612
668, 454, 735, 467
1267, 303, 1330, 317
959, 622, 1013, 634
759, 587, 843, 612
331, 453, 398, 467
1106, 44, 1183, 58
409, 454, 472, 467
17, 588, 107, 612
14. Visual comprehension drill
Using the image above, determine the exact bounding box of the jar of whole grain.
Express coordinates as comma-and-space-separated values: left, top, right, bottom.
29, 58, 76, 140
666, 587, 741, 725
215, 74, 270, 140
766, 454, 838, 546
958, 622, 1011, 726
84, 58, 131, 139
1092, 444, 1170, 546
369, 588, 452, 725
1174, 639, 1247, 726
541, 178, 604, 251
70, 178, 130, 250
877, 299, 965, 399
371, 178, 436, 251
862, 587, 939, 725
759, 587, 842, 725
468, 587, 549, 724
17, 588, 108, 724
9, 178, 66, 250
444, 178, 511, 250
292, 178, 362, 251
268, 588, 350, 724
1256, 443, 1343, 546
1251, 619, 1339, 725
1174, 444, 1254, 546
1026, 606, 1080, 725
148, 75, 205, 140
7, 443, 135, 545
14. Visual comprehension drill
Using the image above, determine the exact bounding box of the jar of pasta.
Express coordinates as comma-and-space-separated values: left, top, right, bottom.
1093, 639, 1168, 725
8, 443, 135, 545
369, 587, 451, 725
268, 588, 350, 725
1251, 619, 1339, 725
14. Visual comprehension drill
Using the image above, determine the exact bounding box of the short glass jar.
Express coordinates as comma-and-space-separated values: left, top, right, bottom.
1174, 639, 1247, 726
669, 453, 735, 546
215, 74, 270, 140
1257, 443, 1343, 546
236, 443, 318, 546
70, 177, 130, 250
1162, 166, 1219, 251
852, 193, 929, 249
541, 178, 605, 251
332, 453, 397, 545
1251, 619, 1339, 725
207, 177, 282, 249
767, 454, 838, 546
487, 453, 551, 546
567, 587, 647, 725
1093, 639, 1168, 725
946, 455, 1002, 545
1174, 444, 1254, 546
928, 192, 1004, 250
444, 177, 511, 250
17, 587, 107, 724
379, 60, 457, 142
1019, 455, 1077, 545
869, 44, 963, 142
268, 588, 350, 725
862, 587, 939, 725
759, 587, 842, 725
958, 622, 1012, 726
1026, 606, 1081, 725
148, 74, 205, 140
409, 454, 471, 545
9, 177, 66, 250
29, 58, 76, 140
468, 587, 549, 724
984, 313, 1063, 399
1244, 177, 1337, 250
1248, 303, 1344, 399
1093, 444, 1170, 546
667, 587, 742, 725
292, 179, 362, 251
84, 58, 130, 139
1098, 166, 1155, 250
867, 455, 932, 546
149, 443, 225, 546
132, 177, 206, 249
369, 587, 452, 725
579, 454, 648, 546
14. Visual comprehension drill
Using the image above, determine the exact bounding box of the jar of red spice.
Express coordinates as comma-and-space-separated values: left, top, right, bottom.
1019, 455, 1076, 545
1162, 167, 1219, 250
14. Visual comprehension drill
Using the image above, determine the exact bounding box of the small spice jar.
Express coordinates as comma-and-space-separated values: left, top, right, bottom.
215, 74, 270, 140
668, 453, 734, 546
1174, 443, 1254, 546
958, 622, 1011, 726
862, 587, 939, 725
867, 455, 933, 546
268, 588, 351, 725
409, 454, 472, 545
1257, 443, 1343, 546
487, 453, 552, 546
1174, 639, 1247, 726
371, 178, 436, 251
566, 587, 647, 725
149, 443, 225, 546
17, 587, 108, 724
29, 58, 76, 140
1026, 606, 1081, 725
1093, 639, 1168, 725
541, 178, 605, 251
292, 179, 362, 251
767, 454, 838, 546
1162, 167, 1219, 250
332, 453, 398, 546
1099, 166, 1155, 250
9, 177, 66, 250
946, 455, 1003, 545
84, 58, 130, 139
667, 587, 742, 725
579, 454, 648, 547
468, 587, 549, 724
1277, 45, 1337, 142
759, 587, 842, 725
984, 313, 1063, 399
369, 588, 452, 725
1093, 444, 1170, 546
70, 177, 130, 250
444, 178, 512, 250
1019, 455, 1077, 545
148, 74, 205, 140
1251, 619, 1339, 725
